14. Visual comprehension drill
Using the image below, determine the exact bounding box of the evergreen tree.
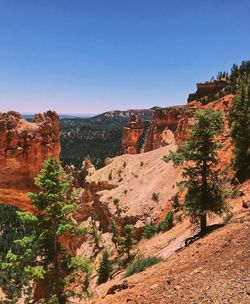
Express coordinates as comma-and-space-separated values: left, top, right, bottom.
230, 83, 250, 180
164, 109, 226, 233
110, 220, 119, 252
90, 212, 102, 254
118, 224, 136, 261
97, 250, 113, 284
3, 157, 88, 303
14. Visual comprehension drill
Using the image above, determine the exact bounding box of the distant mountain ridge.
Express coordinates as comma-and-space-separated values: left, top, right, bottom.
22, 113, 95, 120
60, 107, 157, 129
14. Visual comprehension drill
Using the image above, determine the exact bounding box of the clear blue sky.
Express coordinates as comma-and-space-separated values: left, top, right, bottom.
0, 0, 249, 114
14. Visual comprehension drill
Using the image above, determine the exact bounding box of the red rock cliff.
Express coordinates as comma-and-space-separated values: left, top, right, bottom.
122, 114, 144, 154
0, 111, 60, 210
143, 106, 196, 152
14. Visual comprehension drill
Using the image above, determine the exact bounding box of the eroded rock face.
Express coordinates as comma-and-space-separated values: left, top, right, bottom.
143, 106, 196, 152
0, 111, 60, 209
122, 114, 144, 154
188, 80, 227, 102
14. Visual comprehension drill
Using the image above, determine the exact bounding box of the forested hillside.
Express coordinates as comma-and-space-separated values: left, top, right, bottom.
60, 108, 154, 129
60, 125, 123, 168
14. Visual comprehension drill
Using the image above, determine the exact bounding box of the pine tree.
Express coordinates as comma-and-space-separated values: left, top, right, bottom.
97, 250, 113, 284
231, 82, 250, 181
164, 109, 226, 233
118, 224, 136, 261
3, 156, 88, 303
90, 212, 102, 253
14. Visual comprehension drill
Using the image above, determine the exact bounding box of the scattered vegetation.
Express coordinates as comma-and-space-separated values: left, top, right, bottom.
125, 255, 162, 278
143, 211, 174, 239
140, 161, 144, 166
151, 192, 159, 202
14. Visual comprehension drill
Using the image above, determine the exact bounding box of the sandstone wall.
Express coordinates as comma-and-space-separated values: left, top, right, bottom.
143, 106, 196, 152
0, 111, 60, 209
122, 114, 144, 154
188, 80, 227, 102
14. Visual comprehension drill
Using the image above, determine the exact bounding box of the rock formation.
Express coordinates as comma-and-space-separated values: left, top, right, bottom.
188, 79, 227, 102
0, 111, 60, 210
143, 106, 196, 152
122, 114, 144, 154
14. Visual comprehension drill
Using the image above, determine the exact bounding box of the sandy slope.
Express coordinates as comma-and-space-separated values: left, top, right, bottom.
86, 144, 183, 228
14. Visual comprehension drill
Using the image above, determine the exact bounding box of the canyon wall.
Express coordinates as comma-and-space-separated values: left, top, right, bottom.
0, 111, 60, 210
122, 106, 196, 154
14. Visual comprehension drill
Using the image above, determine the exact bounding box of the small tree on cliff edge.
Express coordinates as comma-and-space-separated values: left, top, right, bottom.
163, 109, 226, 233
3, 156, 88, 304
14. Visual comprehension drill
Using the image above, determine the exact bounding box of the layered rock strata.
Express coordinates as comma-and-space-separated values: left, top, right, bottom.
0, 111, 60, 210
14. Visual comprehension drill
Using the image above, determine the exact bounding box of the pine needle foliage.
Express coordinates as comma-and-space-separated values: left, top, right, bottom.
163, 109, 226, 233
2, 156, 89, 303
118, 224, 136, 261
97, 250, 113, 285
230, 82, 250, 181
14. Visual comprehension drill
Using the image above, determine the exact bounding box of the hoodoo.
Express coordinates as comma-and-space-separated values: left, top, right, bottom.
0, 111, 60, 210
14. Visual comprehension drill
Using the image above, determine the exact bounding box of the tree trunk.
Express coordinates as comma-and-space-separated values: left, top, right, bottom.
53, 219, 66, 304
200, 213, 207, 233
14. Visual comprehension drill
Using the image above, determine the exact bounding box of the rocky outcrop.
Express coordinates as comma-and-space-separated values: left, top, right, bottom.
188, 80, 227, 102
0, 111, 60, 210
143, 106, 196, 152
122, 114, 144, 154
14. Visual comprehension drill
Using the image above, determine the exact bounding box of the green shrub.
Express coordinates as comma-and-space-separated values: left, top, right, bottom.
171, 193, 180, 210
143, 225, 158, 239
113, 198, 120, 205
151, 192, 159, 202
125, 256, 162, 277
158, 211, 174, 232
